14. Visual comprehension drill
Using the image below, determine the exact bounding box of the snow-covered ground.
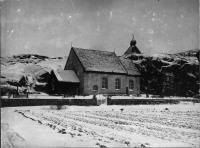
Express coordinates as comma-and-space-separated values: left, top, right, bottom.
2, 103, 200, 147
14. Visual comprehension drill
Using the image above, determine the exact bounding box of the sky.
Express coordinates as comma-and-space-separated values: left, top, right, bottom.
1, 0, 199, 57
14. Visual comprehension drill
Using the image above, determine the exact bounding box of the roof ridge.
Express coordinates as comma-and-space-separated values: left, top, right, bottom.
73, 47, 115, 54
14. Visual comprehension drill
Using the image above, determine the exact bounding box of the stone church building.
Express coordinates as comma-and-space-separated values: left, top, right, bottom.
48, 35, 141, 96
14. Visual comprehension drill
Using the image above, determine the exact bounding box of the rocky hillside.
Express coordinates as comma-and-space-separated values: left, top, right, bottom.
1, 54, 66, 95
122, 49, 199, 97
1, 49, 199, 97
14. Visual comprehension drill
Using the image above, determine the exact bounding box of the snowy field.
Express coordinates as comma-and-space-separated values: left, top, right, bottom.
1, 103, 200, 148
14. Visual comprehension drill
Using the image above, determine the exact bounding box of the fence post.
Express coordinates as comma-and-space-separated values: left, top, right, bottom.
105, 96, 107, 105
93, 95, 97, 106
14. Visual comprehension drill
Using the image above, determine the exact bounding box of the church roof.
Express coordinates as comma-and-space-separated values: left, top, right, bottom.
124, 46, 141, 55
119, 57, 141, 76
71, 47, 140, 76
72, 47, 127, 74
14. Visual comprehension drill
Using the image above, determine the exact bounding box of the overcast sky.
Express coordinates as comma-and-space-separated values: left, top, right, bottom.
1, 0, 199, 57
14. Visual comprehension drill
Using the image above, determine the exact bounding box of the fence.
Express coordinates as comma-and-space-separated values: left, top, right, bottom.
1, 95, 199, 107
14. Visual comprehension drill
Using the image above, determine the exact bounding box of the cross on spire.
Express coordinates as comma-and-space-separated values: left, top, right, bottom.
130, 33, 136, 46
132, 34, 134, 40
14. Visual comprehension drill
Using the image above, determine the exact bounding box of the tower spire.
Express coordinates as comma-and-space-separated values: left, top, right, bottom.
132, 34, 134, 40
130, 33, 136, 47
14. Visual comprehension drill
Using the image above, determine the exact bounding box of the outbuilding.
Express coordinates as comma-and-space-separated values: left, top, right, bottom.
48, 69, 79, 95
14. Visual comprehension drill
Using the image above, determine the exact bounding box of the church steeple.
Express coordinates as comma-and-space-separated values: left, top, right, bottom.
124, 34, 141, 55
130, 34, 136, 47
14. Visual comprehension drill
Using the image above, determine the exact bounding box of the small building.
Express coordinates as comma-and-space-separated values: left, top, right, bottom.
48, 70, 79, 95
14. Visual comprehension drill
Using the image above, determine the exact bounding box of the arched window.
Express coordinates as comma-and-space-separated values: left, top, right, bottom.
129, 80, 134, 90
102, 77, 108, 89
115, 78, 121, 90
93, 85, 98, 91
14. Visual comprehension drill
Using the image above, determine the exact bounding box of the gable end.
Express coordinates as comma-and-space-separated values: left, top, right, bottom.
64, 47, 85, 71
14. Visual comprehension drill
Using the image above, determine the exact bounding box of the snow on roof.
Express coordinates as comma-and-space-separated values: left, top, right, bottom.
119, 57, 141, 76
73, 47, 127, 74
53, 70, 80, 83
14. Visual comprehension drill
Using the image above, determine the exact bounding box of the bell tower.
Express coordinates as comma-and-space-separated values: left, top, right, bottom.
124, 34, 141, 55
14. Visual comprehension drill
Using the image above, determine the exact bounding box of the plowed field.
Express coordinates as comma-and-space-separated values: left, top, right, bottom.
2, 104, 200, 147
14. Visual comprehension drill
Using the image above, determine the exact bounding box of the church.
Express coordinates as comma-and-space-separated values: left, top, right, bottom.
48, 35, 141, 96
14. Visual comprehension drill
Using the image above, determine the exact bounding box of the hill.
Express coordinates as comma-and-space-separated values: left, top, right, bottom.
1, 54, 67, 95
175, 48, 199, 57
122, 49, 199, 97
1, 49, 199, 97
